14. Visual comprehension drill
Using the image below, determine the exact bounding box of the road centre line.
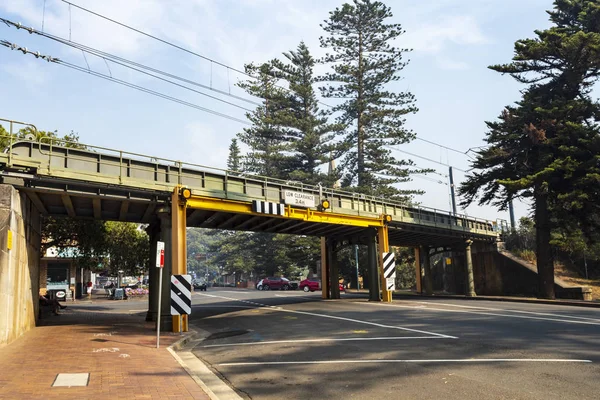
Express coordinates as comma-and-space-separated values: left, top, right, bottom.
218, 358, 592, 367
361, 302, 600, 326
197, 293, 457, 339
413, 301, 600, 322
201, 336, 451, 348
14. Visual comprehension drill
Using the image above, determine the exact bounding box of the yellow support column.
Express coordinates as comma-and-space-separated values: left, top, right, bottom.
171, 187, 188, 332
377, 225, 392, 303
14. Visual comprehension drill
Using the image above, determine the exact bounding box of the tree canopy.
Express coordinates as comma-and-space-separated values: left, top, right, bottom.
459, 0, 600, 298
319, 0, 424, 199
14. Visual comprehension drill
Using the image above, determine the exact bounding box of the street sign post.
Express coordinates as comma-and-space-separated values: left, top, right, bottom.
156, 241, 165, 348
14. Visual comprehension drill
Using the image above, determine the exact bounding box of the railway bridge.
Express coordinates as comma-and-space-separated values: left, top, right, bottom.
0, 121, 502, 344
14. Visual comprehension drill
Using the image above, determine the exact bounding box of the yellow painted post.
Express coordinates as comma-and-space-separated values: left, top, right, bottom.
377, 225, 392, 303
321, 237, 328, 299
171, 187, 188, 332
414, 247, 422, 294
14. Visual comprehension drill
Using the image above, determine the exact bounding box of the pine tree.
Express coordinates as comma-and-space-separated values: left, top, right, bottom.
271, 41, 344, 186
227, 138, 242, 172
459, 0, 600, 299
237, 63, 296, 179
319, 0, 422, 200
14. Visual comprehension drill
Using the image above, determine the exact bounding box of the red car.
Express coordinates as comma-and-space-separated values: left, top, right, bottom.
299, 279, 345, 293
261, 277, 291, 291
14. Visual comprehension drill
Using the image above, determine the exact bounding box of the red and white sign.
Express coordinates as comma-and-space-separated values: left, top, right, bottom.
156, 241, 165, 268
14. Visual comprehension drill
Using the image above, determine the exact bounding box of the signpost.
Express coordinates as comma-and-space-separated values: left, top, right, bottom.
283, 190, 316, 208
156, 241, 165, 349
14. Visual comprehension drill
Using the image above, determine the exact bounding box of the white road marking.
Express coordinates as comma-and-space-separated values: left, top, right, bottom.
218, 358, 593, 367
413, 301, 600, 322
362, 302, 600, 326
201, 336, 452, 348
196, 293, 457, 339
192, 305, 255, 309
274, 294, 315, 298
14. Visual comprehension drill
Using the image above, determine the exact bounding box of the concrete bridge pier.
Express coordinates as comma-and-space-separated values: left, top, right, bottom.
421, 245, 434, 295
0, 185, 42, 345
367, 232, 380, 301
145, 207, 173, 331
320, 237, 341, 299
465, 240, 476, 297
145, 221, 160, 322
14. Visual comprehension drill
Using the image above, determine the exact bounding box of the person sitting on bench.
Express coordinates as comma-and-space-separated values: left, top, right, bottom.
39, 294, 67, 315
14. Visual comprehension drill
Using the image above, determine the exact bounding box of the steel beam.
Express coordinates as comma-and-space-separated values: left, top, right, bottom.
61, 194, 76, 218
186, 196, 385, 229
23, 189, 48, 215
216, 213, 246, 229
141, 202, 156, 223
93, 198, 102, 219
119, 200, 129, 221
187, 209, 204, 226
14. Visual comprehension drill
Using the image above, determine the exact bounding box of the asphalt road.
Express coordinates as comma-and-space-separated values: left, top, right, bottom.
188, 288, 600, 400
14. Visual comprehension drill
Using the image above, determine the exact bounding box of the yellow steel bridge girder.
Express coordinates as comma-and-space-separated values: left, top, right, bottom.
185, 195, 385, 229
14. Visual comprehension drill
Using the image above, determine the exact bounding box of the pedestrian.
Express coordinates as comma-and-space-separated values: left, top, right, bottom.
86, 281, 93, 297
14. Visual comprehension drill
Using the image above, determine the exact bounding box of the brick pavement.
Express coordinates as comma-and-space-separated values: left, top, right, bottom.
0, 298, 210, 400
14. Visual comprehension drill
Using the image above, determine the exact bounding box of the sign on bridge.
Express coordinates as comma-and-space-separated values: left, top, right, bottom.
283, 190, 316, 208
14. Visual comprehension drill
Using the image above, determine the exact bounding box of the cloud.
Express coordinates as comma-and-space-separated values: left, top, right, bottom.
436, 57, 470, 71
2, 60, 48, 86
404, 15, 489, 54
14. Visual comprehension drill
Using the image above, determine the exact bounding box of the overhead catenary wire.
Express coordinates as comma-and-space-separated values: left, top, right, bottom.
59, 0, 336, 109
386, 145, 467, 173
0, 17, 258, 111
0, 40, 251, 125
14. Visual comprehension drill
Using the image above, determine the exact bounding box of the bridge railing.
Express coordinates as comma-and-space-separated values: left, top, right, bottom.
0, 132, 502, 237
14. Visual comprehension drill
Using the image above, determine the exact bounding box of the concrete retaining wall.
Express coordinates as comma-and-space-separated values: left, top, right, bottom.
430, 246, 591, 300
0, 185, 41, 345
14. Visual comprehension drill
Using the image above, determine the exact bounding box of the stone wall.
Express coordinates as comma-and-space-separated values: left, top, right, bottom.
0, 185, 41, 345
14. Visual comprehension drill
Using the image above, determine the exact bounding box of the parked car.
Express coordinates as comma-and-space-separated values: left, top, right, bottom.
299, 279, 345, 293
261, 277, 292, 291
256, 279, 264, 290
193, 280, 207, 291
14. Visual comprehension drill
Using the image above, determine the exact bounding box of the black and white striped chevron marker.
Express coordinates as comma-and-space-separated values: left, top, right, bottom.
383, 252, 396, 279
252, 200, 285, 216
171, 274, 192, 315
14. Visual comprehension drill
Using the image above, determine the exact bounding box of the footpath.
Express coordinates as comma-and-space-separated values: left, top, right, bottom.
0, 295, 210, 400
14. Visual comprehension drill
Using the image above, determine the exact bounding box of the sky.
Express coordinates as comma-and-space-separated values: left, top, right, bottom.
0, 0, 555, 224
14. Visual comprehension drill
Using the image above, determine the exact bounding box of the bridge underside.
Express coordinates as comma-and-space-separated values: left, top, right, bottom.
4, 176, 495, 247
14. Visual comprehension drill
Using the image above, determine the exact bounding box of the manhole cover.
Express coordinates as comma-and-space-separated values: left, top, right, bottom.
206, 330, 250, 340
52, 373, 90, 387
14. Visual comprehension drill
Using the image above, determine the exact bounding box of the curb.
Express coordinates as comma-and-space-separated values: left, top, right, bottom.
167, 329, 243, 400
390, 293, 600, 308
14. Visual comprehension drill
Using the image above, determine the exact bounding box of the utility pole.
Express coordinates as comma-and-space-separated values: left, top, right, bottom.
449, 166, 457, 216
509, 200, 516, 231
354, 244, 360, 290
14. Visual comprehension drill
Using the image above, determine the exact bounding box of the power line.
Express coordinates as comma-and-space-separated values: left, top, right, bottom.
0, 40, 251, 125
0, 17, 258, 112
414, 136, 468, 155
385, 145, 467, 173
60, 0, 335, 109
